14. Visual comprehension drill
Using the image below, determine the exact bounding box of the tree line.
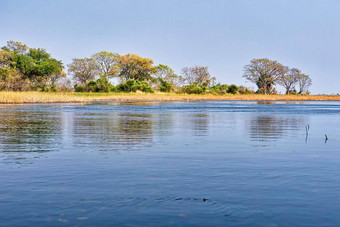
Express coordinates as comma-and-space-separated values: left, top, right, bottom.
0, 41, 312, 94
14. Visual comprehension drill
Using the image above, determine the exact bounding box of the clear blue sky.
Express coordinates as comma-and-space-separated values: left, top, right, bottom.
1, 0, 339, 94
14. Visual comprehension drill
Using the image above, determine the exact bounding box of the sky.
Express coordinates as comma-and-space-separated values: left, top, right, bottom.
1, 0, 340, 94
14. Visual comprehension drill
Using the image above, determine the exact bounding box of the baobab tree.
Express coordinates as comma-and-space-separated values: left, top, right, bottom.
297, 73, 312, 94
277, 68, 300, 94
243, 58, 287, 94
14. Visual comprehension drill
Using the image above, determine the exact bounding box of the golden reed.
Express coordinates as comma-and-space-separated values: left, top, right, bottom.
0, 92, 340, 104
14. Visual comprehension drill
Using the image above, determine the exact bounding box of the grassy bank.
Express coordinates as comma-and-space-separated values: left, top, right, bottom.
1, 91, 340, 104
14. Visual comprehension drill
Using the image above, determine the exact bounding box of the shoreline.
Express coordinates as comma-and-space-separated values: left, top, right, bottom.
1, 92, 340, 104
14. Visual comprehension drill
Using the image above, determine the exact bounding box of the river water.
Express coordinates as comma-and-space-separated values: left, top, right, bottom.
1, 101, 340, 226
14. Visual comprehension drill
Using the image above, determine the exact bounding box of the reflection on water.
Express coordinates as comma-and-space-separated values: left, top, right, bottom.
188, 113, 209, 136
0, 110, 63, 153
248, 115, 307, 142
1, 102, 340, 226
73, 113, 154, 150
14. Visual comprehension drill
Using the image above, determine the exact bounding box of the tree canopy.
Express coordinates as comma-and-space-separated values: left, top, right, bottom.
0, 41, 64, 91
67, 58, 97, 86
117, 54, 155, 81
0, 40, 313, 95
91, 51, 119, 80
243, 58, 287, 94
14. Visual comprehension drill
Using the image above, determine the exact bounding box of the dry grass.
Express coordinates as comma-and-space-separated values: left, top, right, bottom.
0, 92, 86, 104
1, 91, 340, 104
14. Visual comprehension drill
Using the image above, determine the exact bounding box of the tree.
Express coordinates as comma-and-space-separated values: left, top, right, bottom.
182, 66, 214, 86
67, 58, 97, 85
227, 84, 239, 94
117, 54, 155, 81
296, 73, 312, 94
0, 49, 13, 68
0, 49, 31, 91
92, 51, 119, 80
243, 58, 287, 94
154, 64, 185, 89
154, 64, 174, 79
5, 40, 28, 54
277, 68, 300, 94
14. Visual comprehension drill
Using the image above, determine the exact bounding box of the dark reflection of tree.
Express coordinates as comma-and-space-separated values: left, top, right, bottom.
72, 112, 154, 151
248, 115, 306, 142
184, 113, 209, 136
0, 110, 63, 153
152, 113, 174, 137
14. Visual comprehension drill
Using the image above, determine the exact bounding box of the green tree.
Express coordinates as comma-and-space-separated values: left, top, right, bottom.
227, 84, 239, 94
154, 64, 185, 90
2, 42, 65, 90
68, 58, 97, 86
158, 78, 173, 92
5, 40, 28, 54
117, 54, 155, 81
243, 58, 287, 94
92, 51, 119, 80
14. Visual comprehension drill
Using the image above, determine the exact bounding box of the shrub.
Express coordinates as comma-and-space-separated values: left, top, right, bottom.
117, 79, 153, 93
74, 85, 85, 92
209, 83, 228, 94
87, 80, 98, 92
238, 86, 254, 94
227, 84, 239, 94
288, 89, 297, 95
159, 78, 173, 92
183, 83, 204, 94
108, 84, 116, 92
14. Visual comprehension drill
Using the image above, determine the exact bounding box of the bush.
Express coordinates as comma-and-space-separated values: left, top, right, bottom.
159, 78, 173, 92
108, 84, 116, 92
209, 83, 228, 94
74, 85, 85, 92
183, 83, 204, 94
87, 80, 98, 92
117, 79, 154, 93
41, 84, 58, 92
238, 86, 254, 94
227, 84, 239, 94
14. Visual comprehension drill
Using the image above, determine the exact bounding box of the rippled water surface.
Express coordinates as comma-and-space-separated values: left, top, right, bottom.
1, 101, 340, 226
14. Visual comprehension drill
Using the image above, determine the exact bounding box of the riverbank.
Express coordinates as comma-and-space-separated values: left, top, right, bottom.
0, 92, 340, 104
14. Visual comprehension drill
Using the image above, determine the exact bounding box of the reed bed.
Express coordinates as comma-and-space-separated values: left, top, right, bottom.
0, 92, 86, 104
1, 91, 340, 104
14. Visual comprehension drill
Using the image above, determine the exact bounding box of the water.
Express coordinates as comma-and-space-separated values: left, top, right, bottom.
0, 101, 340, 226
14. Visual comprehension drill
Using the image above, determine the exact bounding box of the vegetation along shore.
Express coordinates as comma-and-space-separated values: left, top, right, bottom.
1, 92, 340, 104
0, 40, 332, 104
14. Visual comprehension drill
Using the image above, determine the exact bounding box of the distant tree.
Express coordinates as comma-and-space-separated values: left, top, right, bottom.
243, 58, 287, 94
28, 48, 51, 61
297, 73, 312, 94
0, 48, 30, 91
238, 86, 254, 94
26, 48, 64, 87
68, 58, 97, 85
0, 49, 13, 68
277, 68, 300, 94
153, 64, 185, 91
182, 66, 214, 86
92, 51, 119, 80
158, 78, 173, 92
5, 40, 28, 54
209, 83, 228, 94
2, 43, 65, 90
117, 54, 155, 81
154, 64, 174, 79
55, 76, 73, 92
227, 84, 239, 94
